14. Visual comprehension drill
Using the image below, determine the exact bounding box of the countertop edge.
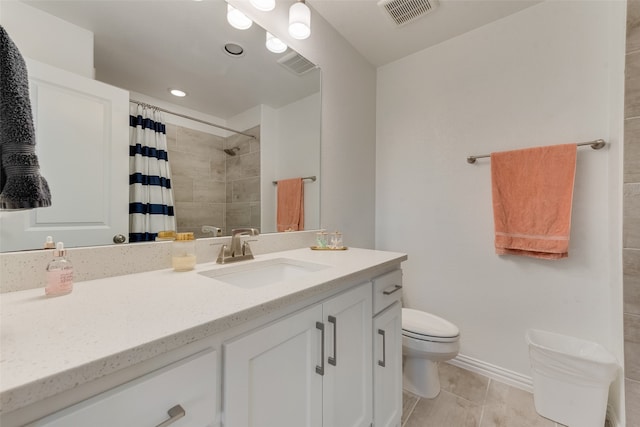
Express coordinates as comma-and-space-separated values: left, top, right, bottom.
1, 250, 407, 415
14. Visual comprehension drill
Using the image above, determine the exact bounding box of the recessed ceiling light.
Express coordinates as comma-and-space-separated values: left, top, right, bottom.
224, 43, 245, 57
170, 89, 187, 97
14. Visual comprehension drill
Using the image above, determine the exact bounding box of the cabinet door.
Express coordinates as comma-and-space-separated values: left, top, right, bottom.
373, 302, 402, 427
224, 304, 323, 427
32, 349, 218, 427
322, 283, 373, 427
0, 58, 129, 252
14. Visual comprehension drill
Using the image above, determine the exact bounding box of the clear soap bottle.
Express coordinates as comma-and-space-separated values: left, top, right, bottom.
45, 242, 74, 297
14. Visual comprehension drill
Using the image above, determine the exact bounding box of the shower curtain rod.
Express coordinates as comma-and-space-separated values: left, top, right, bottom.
466, 139, 606, 164
130, 99, 257, 139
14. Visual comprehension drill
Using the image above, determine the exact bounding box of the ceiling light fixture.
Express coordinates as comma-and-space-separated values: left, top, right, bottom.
170, 89, 187, 97
265, 32, 287, 53
288, 0, 311, 40
250, 0, 275, 12
227, 4, 253, 30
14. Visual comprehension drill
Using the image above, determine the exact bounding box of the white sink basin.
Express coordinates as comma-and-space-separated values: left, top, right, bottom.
198, 258, 330, 289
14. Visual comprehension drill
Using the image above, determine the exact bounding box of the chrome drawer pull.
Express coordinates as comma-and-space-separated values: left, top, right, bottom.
316, 321, 325, 376
378, 329, 386, 367
382, 284, 402, 295
156, 404, 185, 427
328, 315, 337, 366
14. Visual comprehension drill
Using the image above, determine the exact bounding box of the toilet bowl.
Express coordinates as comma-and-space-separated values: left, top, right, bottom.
402, 308, 460, 398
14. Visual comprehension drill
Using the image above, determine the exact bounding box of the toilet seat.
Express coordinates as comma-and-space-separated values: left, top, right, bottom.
402, 308, 459, 342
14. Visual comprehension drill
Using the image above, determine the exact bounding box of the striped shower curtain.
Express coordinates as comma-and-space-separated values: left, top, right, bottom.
129, 104, 176, 242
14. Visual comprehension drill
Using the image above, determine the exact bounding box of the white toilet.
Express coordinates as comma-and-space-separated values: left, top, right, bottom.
402, 308, 460, 398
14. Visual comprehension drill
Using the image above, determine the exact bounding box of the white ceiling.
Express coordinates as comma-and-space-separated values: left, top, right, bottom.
23, 0, 541, 118
308, 0, 542, 67
24, 0, 321, 120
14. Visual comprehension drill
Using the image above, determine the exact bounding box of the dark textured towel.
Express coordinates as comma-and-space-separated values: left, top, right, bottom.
0, 25, 51, 210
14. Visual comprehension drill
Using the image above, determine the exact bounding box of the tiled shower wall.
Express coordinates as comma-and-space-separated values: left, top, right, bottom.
224, 126, 261, 235
165, 123, 261, 238
625, 1, 640, 425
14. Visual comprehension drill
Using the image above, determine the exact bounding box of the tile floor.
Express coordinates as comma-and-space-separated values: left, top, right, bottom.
401, 363, 611, 427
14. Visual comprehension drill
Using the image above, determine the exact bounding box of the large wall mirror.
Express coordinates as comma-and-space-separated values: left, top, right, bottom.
0, 0, 321, 252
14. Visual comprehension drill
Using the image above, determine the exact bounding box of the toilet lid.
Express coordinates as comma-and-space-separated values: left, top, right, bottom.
402, 308, 459, 338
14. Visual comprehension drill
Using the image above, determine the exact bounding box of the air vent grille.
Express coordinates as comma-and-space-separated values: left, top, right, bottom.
378, 0, 439, 26
277, 52, 317, 76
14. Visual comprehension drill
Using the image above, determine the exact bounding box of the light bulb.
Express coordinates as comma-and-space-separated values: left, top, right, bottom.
288, 2, 310, 40
250, 0, 275, 12
266, 32, 287, 53
227, 4, 253, 30
169, 89, 187, 97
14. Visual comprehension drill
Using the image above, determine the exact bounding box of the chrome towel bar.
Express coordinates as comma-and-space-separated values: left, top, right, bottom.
272, 176, 317, 185
466, 139, 606, 164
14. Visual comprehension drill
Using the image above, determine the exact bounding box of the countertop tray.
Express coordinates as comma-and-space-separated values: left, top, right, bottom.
310, 246, 348, 251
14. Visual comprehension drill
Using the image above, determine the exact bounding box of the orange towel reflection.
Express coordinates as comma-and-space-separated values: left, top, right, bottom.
276, 178, 304, 232
491, 143, 577, 259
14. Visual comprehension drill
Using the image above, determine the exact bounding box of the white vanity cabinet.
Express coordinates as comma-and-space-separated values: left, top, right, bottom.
30, 349, 219, 427
224, 282, 373, 427
372, 270, 403, 427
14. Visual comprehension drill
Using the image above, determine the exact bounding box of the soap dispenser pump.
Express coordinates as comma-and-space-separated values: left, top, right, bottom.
45, 242, 74, 297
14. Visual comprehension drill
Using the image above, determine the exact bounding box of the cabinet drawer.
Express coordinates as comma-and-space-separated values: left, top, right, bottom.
32, 349, 218, 427
372, 270, 403, 315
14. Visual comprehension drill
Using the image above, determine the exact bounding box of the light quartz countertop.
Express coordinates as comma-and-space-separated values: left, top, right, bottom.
0, 247, 406, 414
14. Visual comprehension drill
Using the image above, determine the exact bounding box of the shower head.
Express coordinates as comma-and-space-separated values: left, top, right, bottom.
224, 147, 240, 156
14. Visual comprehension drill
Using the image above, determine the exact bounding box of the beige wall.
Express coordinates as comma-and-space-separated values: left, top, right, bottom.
625, 1, 640, 425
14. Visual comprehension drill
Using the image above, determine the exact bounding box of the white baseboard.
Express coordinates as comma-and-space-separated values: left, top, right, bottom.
447, 353, 534, 393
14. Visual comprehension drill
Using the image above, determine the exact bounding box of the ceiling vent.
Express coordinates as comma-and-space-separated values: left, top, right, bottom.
378, 0, 439, 27
277, 51, 317, 76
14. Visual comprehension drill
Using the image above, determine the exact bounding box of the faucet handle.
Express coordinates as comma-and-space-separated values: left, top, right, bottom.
241, 241, 255, 257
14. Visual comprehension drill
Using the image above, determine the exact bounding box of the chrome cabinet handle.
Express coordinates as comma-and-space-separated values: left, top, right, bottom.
382, 284, 402, 295
156, 404, 185, 427
378, 329, 386, 367
328, 315, 337, 366
316, 321, 325, 376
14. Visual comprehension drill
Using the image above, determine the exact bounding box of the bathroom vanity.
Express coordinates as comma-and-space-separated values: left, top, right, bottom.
0, 247, 406, 427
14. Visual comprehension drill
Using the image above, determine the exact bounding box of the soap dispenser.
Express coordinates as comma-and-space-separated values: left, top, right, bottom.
45, 242, 74, 297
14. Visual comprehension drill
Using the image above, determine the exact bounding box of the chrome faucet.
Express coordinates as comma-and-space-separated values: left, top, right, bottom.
216, 228, 259, 264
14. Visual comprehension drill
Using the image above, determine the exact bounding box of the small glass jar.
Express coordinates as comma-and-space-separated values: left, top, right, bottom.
172, 232, 196, 271
316, 231, 328, 248
330, 231, 343, 249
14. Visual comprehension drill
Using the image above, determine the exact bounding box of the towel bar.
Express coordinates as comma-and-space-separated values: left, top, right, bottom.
272, 176, 317, 185
466, 139, 606, 164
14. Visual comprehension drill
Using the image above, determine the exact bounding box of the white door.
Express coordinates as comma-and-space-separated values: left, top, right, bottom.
0, 58, 129, 252
373, 302, 402, 427
224, 304, 324, 427
322, 283, 373, 427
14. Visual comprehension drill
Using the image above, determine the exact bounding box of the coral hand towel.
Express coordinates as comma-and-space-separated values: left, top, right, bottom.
277, 178, 304, 232
491, 143, 577, 259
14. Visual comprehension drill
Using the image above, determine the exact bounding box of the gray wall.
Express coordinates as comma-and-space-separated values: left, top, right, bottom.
625, 1, 640, 425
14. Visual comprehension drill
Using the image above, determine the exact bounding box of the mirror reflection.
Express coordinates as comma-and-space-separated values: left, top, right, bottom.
0, 0, 321, 252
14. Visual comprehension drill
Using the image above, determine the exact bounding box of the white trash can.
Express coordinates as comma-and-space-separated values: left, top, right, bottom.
526, 329, 618, 427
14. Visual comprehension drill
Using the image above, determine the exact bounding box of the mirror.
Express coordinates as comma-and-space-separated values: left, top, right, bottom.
0, 0, 321, 252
